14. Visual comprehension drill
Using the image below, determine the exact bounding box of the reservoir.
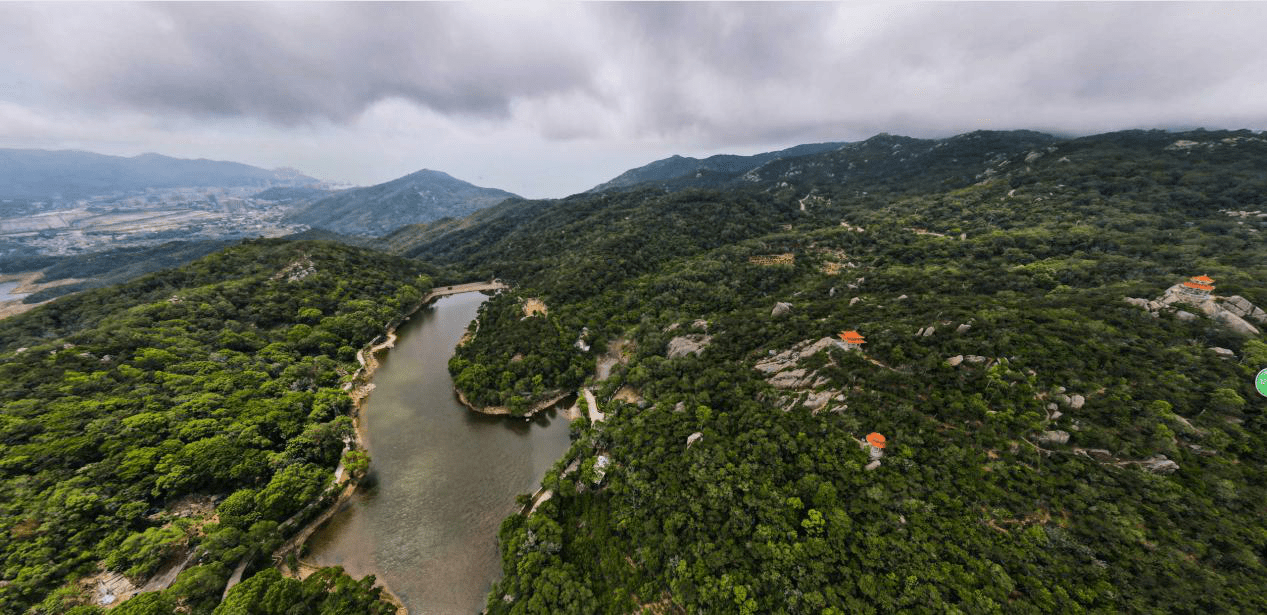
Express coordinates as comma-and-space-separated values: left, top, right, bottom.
305, 292, 574, 614
0, 280, 30, 303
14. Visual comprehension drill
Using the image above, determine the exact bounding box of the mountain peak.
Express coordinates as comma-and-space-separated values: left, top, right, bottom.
285, 168, 519, 236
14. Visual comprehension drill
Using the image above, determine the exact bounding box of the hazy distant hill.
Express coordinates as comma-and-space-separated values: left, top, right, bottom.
0, 149, 318, 201
284, 168, 520, 236
251, 185, 334, 203
588, 141, 845, 193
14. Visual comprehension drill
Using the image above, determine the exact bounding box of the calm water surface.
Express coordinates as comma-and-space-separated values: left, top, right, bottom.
0, 281, 29, 302
306, 292, 574, 614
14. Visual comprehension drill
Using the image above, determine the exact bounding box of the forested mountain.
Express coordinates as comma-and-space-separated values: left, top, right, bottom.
284, 169, 520, 236
0, 149, 316, 201
0, 240, 426, 613
587, 142, 845, 193
401, 128, 1267, 613
3, 128, 1267, 614
0, 241, 239, 304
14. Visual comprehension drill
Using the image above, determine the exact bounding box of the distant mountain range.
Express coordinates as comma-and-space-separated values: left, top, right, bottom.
587, 142, 846, 193
0, 149, 318, 201
284, 168, 520, 236
587, 131, 1061, 195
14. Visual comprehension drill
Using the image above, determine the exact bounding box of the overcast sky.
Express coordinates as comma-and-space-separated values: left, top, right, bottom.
2, 2, 1266, 198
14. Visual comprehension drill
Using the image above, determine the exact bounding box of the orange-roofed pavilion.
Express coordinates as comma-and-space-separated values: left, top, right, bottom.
1181, 275, 1215, 299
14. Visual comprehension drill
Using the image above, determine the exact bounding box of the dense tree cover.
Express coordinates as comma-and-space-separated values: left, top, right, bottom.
403, 130, 1267, 612
212, 567, 393, 615
0, 240, 423, 613
1, 241, 236, 304
449, 293, 593, 411
5, 128, 1267, 613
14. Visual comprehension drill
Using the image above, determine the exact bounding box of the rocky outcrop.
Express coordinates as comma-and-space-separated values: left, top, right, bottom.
686, 432, 703, 448
916, 326, 935, 337
1037, 430, 1070, 446
1211, 347, 1236, 358
768, 369, 810, 389
945, 354, 989, 367
755, 337, 853, 413
771, 302, 793, 318
1126, 286, 1263, 335
1220, 295, 1267, 324
1078, 448, 1113, 462
667, 335, 712, 359
1138, 455, 1179, 475
802, 390, 833, 411
756, 337, 845, 374
1214, 310, 1261, 336
956, 323, 972, 334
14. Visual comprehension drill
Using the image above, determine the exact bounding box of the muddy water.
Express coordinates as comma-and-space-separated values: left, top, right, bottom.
305, 292, 573, 614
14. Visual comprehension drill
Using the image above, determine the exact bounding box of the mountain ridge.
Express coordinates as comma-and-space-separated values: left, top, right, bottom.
0, 148, 318, 201
284, 168, 520, 236
587, 141, 847, 193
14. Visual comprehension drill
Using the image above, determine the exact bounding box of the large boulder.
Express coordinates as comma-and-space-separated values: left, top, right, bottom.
956, 323, 972, 334
771, 302, 794, 318
946, 355, 964, 367
667, 335, 712, 358
803, 390, 833, 411
1037, 430, 1070, 445
769, 369, 809, 389
1068, 394, 1085, 410
1220, 295, 1267, 324
1139, 455, 1179, 475
1124, 297, 1150, 309
1214, 310, 1261, 336
755, 337, 844, 374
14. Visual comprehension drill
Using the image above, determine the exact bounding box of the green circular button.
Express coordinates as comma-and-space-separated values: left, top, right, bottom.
1258, 369, 1267, 398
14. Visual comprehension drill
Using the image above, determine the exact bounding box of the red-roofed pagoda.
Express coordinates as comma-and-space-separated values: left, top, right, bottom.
1180, 275, 1215, 300
838, 330, 866, 350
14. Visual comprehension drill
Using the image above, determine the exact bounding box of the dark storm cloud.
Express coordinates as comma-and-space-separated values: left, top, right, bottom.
3, 2, 1266, 149
7, 3, 599, 123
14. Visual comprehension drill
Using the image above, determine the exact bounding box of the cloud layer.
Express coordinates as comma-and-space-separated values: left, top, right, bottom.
2, 2, 1266, 195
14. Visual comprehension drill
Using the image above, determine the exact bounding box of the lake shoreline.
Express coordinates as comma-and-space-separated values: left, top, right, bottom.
454, 387, 571, 419
274, 282, 506, 614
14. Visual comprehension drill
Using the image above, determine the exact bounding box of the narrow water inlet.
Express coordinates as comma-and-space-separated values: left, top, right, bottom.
305, 292, 574, 614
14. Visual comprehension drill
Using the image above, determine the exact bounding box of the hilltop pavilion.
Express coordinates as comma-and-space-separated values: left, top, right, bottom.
838, 330, 866, 351
1180, 275, 1215, 300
